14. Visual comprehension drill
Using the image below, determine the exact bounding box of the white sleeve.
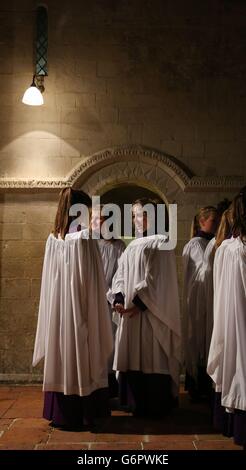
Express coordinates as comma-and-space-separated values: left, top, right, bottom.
32, 236, 60, 367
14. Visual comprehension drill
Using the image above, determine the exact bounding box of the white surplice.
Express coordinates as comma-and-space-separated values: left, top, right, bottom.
98, 239, 125, 372
109, 235, 181, 394
97, 239, 125, 290
207, 237, 246, 411
32, 233, 113, 396
206, 237, 234, 393
201, 237, 216, 363
182, 237, 210, 377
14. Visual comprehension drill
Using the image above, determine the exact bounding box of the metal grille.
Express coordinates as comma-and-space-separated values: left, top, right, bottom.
36, 6, 48, 76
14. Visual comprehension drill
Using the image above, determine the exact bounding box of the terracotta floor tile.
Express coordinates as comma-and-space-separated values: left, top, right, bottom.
0, 388, 21, 400
3, 398, 43, 418
0, 418, 14, 432
196, 433, 231, 441
0, 418, 50, 446
0, 443, 36, 450
90, 443, 142, 450
12, 417, 49, 428
0, 401, 15, 418
50, 429, 144, 444
0, 417, 48, 431
49, 429, 97, 443
93, 433, 145, 443
143, 440, 196, 450
196, 439, 242, 450
19, 386, 43, 392
146, 433, 197, 442
36, 443, 90, 450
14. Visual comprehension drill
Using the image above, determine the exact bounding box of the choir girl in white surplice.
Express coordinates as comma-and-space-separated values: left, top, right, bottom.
32, 188, 113, 430
182, 206, 218, 401
110, 198, 181, 418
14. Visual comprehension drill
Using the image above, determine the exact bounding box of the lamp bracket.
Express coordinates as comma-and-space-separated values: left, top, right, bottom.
35, 75, 45, 93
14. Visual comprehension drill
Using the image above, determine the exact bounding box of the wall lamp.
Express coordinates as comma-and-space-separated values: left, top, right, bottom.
22, 75, 44, 106
22, 6, 48, 107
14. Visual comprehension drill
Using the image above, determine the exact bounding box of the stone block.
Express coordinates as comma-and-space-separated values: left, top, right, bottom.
0, 207, 26, 224
61, 140, 80, 158
1, 279, 30, 299
22, 224, 51, 241
0, 241, 29, 259
119, 106, 165, 125
98, 106, 118, 123
160, 140, 182, 158
31, 279, 41, 299
25, 207, 56, 224
75, 93, 96, 108
75, 60, 97, 77
37, 156, 72, 178
0, 259, 26, 278
24, 258, 43, 278
97, 61, 125, 78
0, 298, 38, 330
26, 242, 47, 258
0, 224, 23, 240
0, 349, 34, 374
103, 124, 128, 142
127, 124, 142, 144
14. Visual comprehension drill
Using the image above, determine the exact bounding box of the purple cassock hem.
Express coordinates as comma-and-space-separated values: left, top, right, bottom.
43, 389, 110, 427
213, 392, 246, 446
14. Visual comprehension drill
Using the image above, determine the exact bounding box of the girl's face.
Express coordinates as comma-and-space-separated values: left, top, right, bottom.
132, 204, 148, 234
90, 211, 105, 233
200, 214, 218, 234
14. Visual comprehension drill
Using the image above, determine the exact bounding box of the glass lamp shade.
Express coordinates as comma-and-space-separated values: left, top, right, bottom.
22, 84, 44, 106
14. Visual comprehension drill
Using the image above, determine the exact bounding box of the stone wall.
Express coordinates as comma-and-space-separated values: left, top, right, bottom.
0, 193, 58, 380
0, 0, 246, 379
1, 0, 246, 179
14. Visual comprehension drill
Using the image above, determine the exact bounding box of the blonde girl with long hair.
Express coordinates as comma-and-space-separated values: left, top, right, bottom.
182, 206, 218, 402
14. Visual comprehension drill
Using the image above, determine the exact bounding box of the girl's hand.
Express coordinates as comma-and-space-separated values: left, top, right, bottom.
114, 303, 124, 314
122, 306, 141, 318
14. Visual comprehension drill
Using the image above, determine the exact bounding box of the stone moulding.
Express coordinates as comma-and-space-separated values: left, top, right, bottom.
0, 145, 245, 192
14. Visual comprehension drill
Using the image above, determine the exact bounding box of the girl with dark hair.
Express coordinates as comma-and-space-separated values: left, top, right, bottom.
32, 188, 113, 430
53, 187, 91, 239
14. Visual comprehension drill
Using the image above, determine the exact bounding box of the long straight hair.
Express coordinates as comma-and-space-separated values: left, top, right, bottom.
215, 208, 233, 249
231, 186, 246, 242
53, 188, 91, 240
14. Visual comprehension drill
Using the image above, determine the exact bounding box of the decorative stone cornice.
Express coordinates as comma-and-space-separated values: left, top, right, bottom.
0, 179, 68, 190
187, 176, 246, 191
0, 145, 245, 192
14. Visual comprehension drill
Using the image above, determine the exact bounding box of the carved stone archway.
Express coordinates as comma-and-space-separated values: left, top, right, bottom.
80, 159, 182, 204
71, 146, 189, 204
